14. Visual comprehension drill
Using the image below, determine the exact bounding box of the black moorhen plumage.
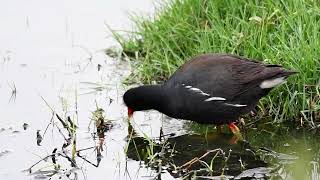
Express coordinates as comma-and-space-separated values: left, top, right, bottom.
123, 54, 297, 135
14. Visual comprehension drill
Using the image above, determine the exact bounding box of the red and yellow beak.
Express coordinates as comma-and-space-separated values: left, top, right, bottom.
128, 107, 134, 119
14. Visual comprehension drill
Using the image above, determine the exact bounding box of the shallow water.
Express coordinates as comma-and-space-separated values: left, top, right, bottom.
0, 1, 319, 180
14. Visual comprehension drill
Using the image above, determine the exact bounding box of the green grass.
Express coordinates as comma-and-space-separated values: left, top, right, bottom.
113, 0, 320, 126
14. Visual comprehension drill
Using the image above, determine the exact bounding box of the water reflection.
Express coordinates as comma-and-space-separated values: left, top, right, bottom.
124, 121, 320, 179
19, 108, 320, 180
126, 123, 268, 179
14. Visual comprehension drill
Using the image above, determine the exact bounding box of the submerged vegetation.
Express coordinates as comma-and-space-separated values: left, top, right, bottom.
26, 97, 111, 179
113, 0, 320, 127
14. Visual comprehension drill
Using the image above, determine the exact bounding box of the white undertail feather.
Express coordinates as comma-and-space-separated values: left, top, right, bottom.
260, 77, 286, 89
204, 97, 226, 101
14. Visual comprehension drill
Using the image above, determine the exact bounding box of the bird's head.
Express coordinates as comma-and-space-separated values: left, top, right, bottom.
123, 85, 165, 118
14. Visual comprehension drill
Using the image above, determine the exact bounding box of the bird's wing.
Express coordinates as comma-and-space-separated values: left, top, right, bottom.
165, 54, 288, 103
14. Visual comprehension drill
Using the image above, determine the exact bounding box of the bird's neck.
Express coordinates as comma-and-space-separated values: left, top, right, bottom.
138, 85, 167, 112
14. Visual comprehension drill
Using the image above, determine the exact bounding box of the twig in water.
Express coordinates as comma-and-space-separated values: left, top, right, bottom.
8, 82, 17, 103
67, 116, 78, 129
26, 151, 61, 173
42, 112, 55, 139
74, 89, 79, 127
77, 153, 98, 168
221, 149, 232, 175
36, 130, 43, 146
54, 122, 70, 143
76, 146, 95, 153
56, 114, 68, 129
40, 95, 55, 113
178, 149, 223, 170
51, 148, 57, 164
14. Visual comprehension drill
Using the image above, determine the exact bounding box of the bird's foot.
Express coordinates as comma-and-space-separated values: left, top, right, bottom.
228, 122, 243, 143
228, 122, 240, 134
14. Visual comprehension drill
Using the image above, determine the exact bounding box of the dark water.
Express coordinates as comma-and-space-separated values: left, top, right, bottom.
0, 0, 319, 180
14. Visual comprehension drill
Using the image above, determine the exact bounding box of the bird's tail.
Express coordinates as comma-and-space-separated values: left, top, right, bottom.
282, 70, 298, 78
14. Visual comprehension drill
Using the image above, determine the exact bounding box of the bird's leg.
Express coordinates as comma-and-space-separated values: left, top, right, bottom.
228, 122, 243, 144
216, 125, 222, 133
228, 122, 243, 138
228, 122, 240, 134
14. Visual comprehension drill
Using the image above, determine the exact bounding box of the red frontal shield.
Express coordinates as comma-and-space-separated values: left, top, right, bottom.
128, 107, 134, 118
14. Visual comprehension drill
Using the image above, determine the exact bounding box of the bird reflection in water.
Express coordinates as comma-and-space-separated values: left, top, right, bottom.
125, 122, 267, 179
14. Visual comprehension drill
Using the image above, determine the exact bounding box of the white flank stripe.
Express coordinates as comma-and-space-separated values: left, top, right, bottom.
201, 92, 210, 96
204, 97, 226, 101
182, 84, 211, 97
260, 77, 286, 89
225, 103, 247, 107
189, 87, 202, 92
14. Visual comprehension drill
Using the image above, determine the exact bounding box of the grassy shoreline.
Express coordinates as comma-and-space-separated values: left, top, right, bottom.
113, 0, 320, 127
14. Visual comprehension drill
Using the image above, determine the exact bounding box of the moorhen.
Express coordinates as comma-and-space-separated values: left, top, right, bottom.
123, 54, 297, 135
